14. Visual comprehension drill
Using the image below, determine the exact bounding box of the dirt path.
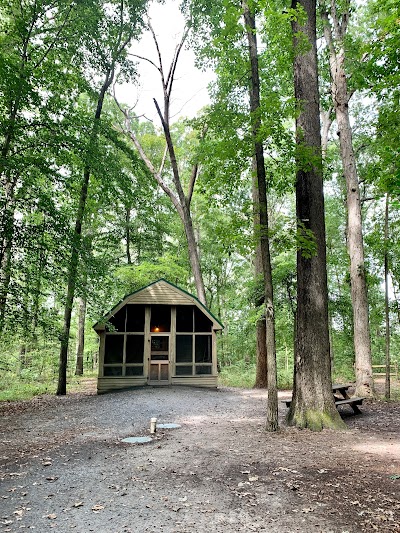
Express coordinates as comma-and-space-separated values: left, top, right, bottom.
0, 386, 399, 532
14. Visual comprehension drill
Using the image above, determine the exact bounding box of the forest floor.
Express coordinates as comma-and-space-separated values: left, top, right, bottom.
0, 382, 399, 533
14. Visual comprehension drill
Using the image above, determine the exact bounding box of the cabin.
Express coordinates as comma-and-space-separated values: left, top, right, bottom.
93, 279, 223, 393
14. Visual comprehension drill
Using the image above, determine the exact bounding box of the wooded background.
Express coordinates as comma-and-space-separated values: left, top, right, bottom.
0, 0, 398, 407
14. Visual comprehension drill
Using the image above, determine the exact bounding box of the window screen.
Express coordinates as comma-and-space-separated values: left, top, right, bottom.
150, 305, 171, 332
176, 335, 193, 363
175, 365, 193, 376
126, 305, 145, 332
126, 335, 144, 364
195, 335, 212, 363
104, 335, 124, 364
107, 308, 126, 332
194, 307, 212, 332
126, 366, 144, 376
176, 306, 194, 332
104, 366, 123, 376
195, 365, 212, 375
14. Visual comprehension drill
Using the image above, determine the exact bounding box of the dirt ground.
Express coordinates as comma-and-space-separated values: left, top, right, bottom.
0, 383, 399, 533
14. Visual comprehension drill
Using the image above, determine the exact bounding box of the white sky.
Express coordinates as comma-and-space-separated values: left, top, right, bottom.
115, 1, 214, 124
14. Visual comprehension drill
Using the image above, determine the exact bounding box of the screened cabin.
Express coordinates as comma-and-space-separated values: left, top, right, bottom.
93, 279, 223, 393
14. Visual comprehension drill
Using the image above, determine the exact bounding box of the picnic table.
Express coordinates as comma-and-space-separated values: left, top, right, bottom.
283, 384, 366, 415
332, 383, 365, 414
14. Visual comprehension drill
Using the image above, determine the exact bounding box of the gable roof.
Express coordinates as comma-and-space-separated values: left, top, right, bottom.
93, 279, 223, 331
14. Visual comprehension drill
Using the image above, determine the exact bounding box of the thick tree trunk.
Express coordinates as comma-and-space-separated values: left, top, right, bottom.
288, 0, 345, 430
243, 1, 278, 429
75, 296, 86, 376
322, 4, 374, 397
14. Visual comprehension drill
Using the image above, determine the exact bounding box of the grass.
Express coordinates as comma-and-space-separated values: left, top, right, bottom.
218, 364, 294, 389
0, 371, 97, 402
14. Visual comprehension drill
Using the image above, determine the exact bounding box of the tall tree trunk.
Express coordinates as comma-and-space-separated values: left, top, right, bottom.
322, 2, 374, 398
384, 192, 390, 400
119, 25, 208, 306
288, 0, 345, 430
0, 175, 17, 332
243, 1, 278, 429
251, 145, 267, 389
253, 199, 267, 389
75, 296, 86, 376
125, 206, 132, 264
57, 69, 114, 395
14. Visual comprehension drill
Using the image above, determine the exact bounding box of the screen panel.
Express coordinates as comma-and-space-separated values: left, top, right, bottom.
126, 335, 144, 364
104, 335, 124, 364
195, 335, 212, 363
176, 335, 193, 363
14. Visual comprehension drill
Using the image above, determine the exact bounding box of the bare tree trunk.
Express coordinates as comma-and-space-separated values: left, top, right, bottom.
322, 1, 374, 398
253, 209, 267, 388
75, 296, 86, 376
118, 25, 207, 306
287, 0, 345, 430
125, 206, 132, 264
0, 175, 17, 332
384, 192, 390, 400
321, 108, 333, 158
242, 1, 278, 429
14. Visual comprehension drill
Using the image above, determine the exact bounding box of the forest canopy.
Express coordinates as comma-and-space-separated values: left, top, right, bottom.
0, 0, 398, 418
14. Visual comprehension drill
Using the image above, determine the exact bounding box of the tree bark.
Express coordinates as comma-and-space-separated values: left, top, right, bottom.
75, 296, 86, 376
288, 0, 345, 430
125, 206, 132, 264
253, 203, 267, 389
384, 192, 390, 400
322, 2, 374, 397
242, 1, 278, 429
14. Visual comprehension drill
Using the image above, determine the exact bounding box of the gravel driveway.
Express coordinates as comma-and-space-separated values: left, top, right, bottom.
1, 386, 399, 532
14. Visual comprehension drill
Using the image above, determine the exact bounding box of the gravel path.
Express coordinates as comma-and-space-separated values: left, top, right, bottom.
1, 386, 399, 532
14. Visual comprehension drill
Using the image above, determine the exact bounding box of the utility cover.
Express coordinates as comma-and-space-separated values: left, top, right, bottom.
121, 436, 153, 444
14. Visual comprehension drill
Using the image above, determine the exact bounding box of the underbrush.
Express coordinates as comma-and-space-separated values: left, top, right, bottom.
0, 372, 97, 402
218, 363, 294, 389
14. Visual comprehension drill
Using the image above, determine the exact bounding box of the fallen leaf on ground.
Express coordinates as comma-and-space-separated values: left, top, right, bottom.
73, 502, 84, 508
91, 505, 104, 512
47, 514, 57, 519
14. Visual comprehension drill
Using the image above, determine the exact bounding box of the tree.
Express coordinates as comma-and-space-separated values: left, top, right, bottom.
242, 0, 278, 429
116, 20, 207, 305
0, 0, 78, 330
321, 0, 374, 398
287, 0, 344, 430
57, 0, 146, 395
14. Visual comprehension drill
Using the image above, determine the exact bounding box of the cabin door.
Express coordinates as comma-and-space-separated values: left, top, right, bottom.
148, 335, 170, 384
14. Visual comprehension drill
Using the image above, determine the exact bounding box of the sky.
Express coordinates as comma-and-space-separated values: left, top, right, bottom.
115, 1, 214, 124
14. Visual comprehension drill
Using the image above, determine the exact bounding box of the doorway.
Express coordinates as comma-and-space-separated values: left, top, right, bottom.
148, 335, 169, 384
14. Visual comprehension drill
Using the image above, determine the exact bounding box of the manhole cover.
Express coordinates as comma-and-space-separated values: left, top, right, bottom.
122, 436, 153, 444
157, 423, 181, 429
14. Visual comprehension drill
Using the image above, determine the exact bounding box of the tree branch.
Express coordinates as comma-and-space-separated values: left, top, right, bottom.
113, 95, 182, 216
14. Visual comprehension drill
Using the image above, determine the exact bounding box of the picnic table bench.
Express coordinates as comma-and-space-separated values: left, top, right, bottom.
283, 384, 366, 415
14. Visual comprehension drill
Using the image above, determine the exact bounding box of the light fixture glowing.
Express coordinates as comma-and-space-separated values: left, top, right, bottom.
154, 326, 160, 332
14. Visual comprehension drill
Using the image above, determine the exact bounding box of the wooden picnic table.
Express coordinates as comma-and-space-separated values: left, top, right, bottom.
283, 384, 366, 415
332, 383, 365, 414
